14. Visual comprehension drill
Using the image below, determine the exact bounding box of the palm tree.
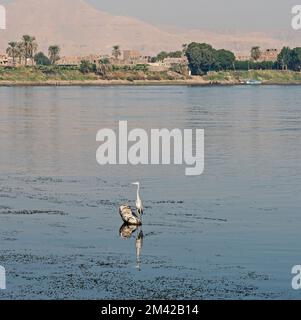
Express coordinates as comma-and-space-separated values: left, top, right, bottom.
48, 45, 60, 65
277, 47, 291, 71
182, 43, 188, 56
6, 42, 18, 65
98, 58, 112, 78
112, 45, 121, 60
22, 35, 31, 66
29, 38, 38, 65
16, 42, 24, 64
22, 35, 38, 66
251, 46, 261, 62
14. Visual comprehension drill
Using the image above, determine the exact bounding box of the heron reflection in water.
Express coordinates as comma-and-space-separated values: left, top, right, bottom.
119, 223, 144, 271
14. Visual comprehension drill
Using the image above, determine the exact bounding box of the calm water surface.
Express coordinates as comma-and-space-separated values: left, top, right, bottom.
0, 85, 300, 299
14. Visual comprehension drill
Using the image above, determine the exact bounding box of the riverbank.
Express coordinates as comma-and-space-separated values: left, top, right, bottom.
0, 79, 222, 86
1, 68, 301, 86
2, 79, 301, 86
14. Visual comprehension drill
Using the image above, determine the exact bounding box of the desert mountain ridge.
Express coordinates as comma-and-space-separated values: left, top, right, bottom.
0, 0, 296, 56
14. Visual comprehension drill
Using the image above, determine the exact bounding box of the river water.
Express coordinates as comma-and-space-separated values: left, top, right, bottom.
0, 85, 300, 299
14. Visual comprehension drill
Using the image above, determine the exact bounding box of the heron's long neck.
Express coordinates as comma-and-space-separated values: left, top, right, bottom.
137, 185, 141, 201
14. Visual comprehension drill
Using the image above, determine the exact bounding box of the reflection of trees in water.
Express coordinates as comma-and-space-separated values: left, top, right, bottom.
119, 224, 144, 271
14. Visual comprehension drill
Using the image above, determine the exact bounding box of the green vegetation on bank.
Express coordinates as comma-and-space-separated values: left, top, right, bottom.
151, 50, 183, 62
2, 66, 301, 84
0, 66, 98, 82
0, 65, 188, 82
184, 43, 301, 75
204, 70, 301, 83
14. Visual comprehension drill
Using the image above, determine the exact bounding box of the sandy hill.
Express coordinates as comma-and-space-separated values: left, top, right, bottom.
0, 0, 288, 56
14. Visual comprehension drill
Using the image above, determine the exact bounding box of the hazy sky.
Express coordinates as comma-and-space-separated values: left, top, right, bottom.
88, 0, 297, 32
1, 0, 299, 32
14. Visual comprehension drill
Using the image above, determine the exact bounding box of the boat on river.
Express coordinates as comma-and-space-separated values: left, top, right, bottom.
245, 79, 262, 85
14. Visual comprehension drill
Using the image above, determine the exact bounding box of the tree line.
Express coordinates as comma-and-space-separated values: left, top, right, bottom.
276, 47, 301, 71
184, 42, 236, 75
185, 43, 301, 75
6, 35, 60, 66
5, 36, 301, 75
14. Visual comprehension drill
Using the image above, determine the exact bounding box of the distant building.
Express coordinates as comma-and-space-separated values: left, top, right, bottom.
122, 50, 150, 65
0, 54, 8, 66
123, 50, 141, 61
148, 56, 189, 73
83, 54, 100, 64
147, 62, 169, 72
57, 56, 80, 66
236, 49, 279, 62
162, 57, 188, 67
57, 55, 100, 66
259, 49, 279, 62
235, 54, 250, 61
0, 54, 15, 66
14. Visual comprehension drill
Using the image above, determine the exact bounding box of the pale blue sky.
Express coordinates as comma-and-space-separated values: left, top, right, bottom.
1, 0, 298, 32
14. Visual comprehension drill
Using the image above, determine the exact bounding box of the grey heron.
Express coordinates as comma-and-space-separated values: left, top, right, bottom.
132, 182, 144, 216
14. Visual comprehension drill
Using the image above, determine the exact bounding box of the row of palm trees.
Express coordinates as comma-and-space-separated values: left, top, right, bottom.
6, 35, 60, 66
6, 35, 37, 66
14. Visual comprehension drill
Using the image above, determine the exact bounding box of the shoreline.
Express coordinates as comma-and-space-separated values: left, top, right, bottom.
1, 79, 301, 87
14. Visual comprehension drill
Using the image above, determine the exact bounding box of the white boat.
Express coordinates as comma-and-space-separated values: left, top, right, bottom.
245, 79, 262, 85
